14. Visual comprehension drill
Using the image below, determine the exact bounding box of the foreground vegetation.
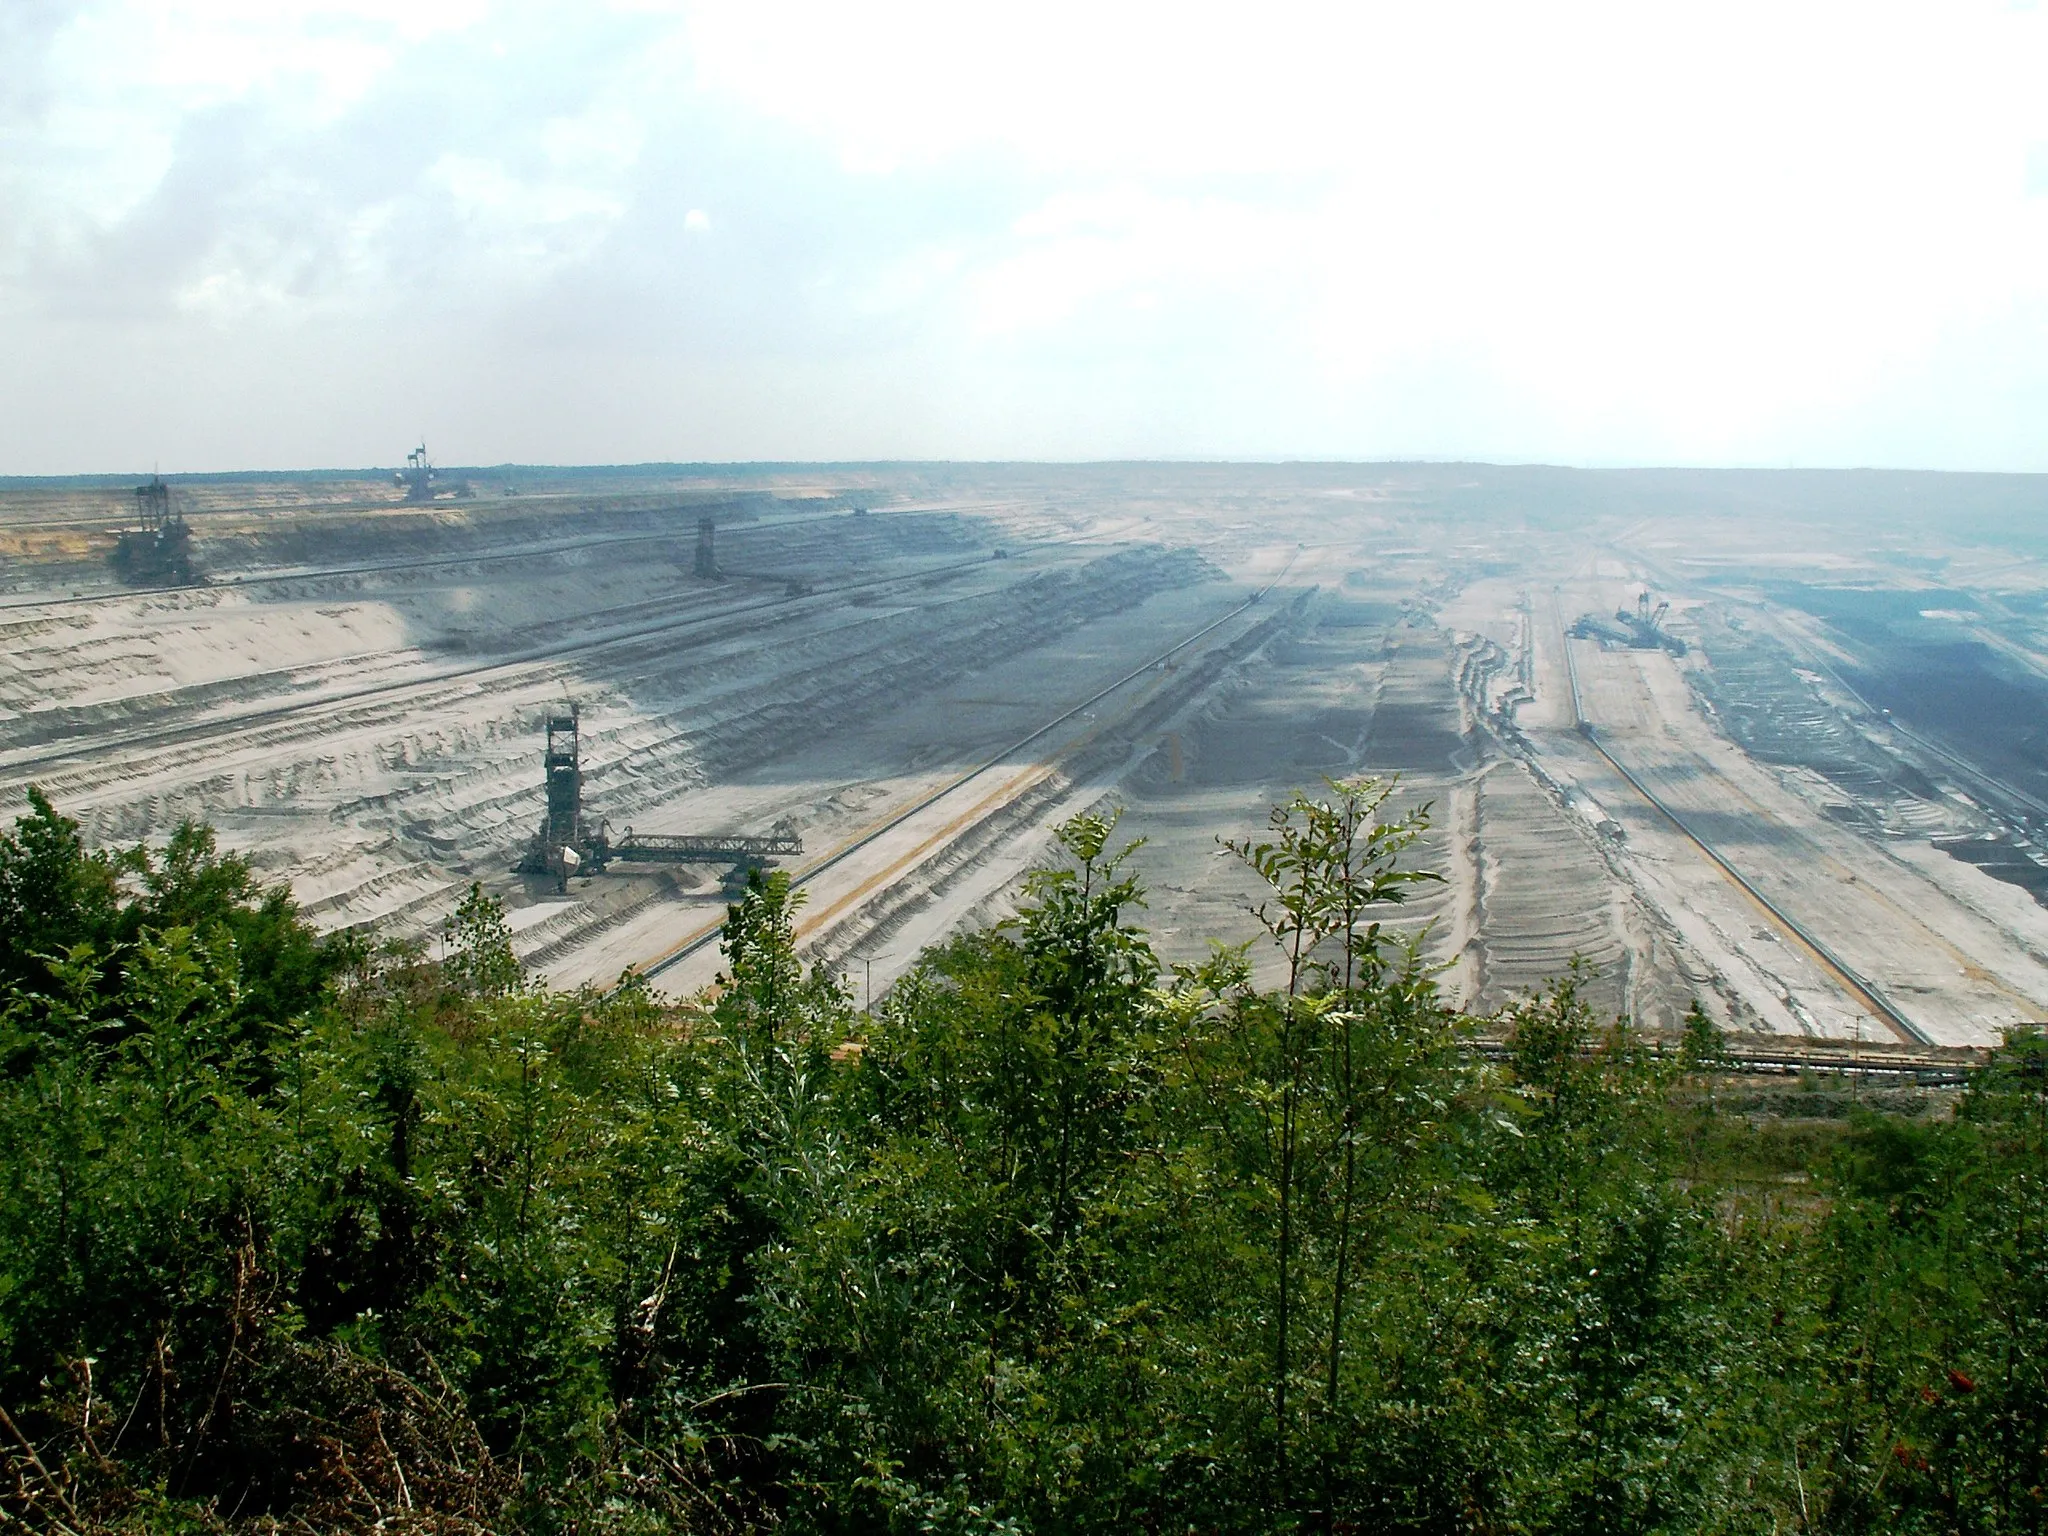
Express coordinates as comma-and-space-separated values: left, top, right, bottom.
2, 782, 2045, 1533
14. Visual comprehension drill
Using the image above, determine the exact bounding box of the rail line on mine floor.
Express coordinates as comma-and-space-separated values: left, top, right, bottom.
0, 546, 1056, 781
1550, 598, 1932, 1045
1462, 1035, 1985, 1085
637, 556, 1307, 982
1794, 643, 2048, 827
0, 501, 1026, 616
0, 512, 829, 614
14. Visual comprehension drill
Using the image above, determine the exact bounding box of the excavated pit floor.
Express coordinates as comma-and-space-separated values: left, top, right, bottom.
6, 465, 2048, 1042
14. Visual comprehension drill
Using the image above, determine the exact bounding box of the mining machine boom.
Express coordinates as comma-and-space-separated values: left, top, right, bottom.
1569, 589, 1686, 654
1614, 590, 1686, 655
514, 707, 801, 890
109, 473, 193, 585
397, 442, 436, 502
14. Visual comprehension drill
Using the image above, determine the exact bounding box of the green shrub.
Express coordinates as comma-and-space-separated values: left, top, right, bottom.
2, 785, 2044, 1533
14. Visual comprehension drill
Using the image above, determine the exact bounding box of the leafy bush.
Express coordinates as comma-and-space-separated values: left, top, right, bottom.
1, 784, 2044, 1532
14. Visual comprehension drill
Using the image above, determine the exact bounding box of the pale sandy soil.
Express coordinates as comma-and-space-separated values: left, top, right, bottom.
8, 463, 2048, 1043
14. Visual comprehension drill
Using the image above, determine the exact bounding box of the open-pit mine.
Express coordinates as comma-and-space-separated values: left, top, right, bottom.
7, 461, 2048, 1049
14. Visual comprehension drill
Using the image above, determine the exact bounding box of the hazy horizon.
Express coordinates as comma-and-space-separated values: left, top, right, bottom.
8, 2, 2048, 475
14, 458, 2048, 488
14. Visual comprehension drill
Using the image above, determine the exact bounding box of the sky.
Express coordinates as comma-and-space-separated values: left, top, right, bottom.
4, 1, 2048, 474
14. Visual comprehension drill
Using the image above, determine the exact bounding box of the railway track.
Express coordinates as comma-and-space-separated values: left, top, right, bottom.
5, 535, 1224, 947
1790, 642, 2048, 827
639, 556, 1305, 982
0, 499, 1023, 616
3, 494, 1276, 979
1551, 606, 1933, 1045
0, 520, 752, 615
1462, 1034, 1985, 1084
0, 548, 1026, 783
1584, 731, 1934, 1045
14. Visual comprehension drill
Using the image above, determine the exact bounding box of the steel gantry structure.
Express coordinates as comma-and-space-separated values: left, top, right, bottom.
515, 706, 801, 890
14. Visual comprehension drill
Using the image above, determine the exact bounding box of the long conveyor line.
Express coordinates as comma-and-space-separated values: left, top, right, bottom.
638, 557, 1307, 982
0, 499, 1019, 616
1462, 1034, 1984, 1084
1551, 591, 1931, 1045
0, 547, 1037, 780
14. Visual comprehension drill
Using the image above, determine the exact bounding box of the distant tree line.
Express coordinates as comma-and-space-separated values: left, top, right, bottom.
1, 781, 2045, 1533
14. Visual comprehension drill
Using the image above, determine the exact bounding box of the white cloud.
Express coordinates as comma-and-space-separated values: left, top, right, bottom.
5, 0, 2048, 469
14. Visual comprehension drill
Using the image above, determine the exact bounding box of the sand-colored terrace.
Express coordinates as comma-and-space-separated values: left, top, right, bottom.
6, 463, 2048, 1043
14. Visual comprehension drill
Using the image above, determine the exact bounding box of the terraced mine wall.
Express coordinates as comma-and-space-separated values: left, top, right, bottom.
12, 463, 2048, 1045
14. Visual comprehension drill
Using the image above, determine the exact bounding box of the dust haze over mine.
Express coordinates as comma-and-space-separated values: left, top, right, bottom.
6, 457, 2048, 1051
